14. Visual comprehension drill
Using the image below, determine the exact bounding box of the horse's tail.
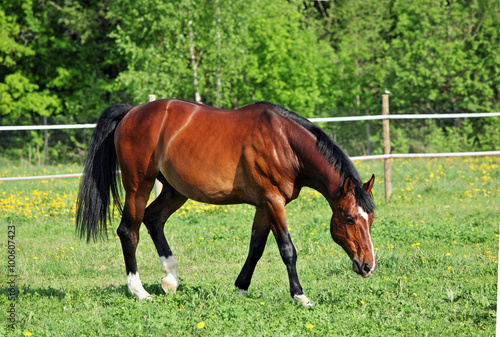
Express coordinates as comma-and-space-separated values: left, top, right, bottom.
76, 104, 133, 242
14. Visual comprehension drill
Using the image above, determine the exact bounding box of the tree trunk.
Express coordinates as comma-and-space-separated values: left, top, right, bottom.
188, 20, 202, 104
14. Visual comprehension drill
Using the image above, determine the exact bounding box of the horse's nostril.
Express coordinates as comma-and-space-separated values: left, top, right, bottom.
363, 263, 371, 273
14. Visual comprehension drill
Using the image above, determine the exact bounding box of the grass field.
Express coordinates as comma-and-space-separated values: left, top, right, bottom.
1, 157, 499, 336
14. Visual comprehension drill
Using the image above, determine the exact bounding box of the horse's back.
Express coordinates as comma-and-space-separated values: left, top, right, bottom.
116, 99, 301, 205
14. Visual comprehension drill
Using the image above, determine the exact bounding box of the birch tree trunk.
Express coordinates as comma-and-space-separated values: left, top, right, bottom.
215, 0, 222, 107
188, 20, 202, 104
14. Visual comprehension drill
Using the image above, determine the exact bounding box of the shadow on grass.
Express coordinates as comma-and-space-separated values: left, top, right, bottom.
0, 285, 67, 300
0, 284, 133, 300
145, 282, 204, 296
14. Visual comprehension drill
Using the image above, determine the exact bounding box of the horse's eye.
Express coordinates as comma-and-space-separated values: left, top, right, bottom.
346, 217, 355, 225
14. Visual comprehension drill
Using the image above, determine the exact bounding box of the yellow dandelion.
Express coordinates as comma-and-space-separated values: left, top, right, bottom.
260, 302, 265, 305
412, 293, 417, 297
25, 332, 32, 337
196, 322, 205, 329
306, 324, 314, 329
360, 300, 365, 305
33, 256, 38, 260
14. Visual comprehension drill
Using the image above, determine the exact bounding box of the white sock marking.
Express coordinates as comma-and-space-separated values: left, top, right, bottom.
237, 288, 248, 296
160, 256, 179, 291
127, 272, 151, 299
293, 294, 316, 307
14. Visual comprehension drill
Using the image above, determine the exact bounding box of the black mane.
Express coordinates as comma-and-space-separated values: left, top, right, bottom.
257, 101, 375, 213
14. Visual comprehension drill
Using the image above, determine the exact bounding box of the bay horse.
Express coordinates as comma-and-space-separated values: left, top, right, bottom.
76, 99, 376, 307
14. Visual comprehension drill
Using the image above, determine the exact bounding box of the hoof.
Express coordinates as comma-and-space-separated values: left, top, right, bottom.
237, 288, 248, 296
135, 290, 152, 300
161, 275, 178, 293
293, 294, 316, 307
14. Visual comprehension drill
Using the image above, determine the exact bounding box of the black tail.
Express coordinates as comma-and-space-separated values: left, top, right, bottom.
76, 104, 133, 242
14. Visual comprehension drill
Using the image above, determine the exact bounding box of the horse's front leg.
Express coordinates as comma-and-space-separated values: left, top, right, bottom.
266, 195, 315, 307
274, 229, 314, 307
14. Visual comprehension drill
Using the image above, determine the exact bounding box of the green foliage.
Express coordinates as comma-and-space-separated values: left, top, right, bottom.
0, 0, 125, 124
109, 0, 331, 115
0, 3, 60, 121
313, 0, 392, 110
386, 0, 500, 114
1, 0, 499, 161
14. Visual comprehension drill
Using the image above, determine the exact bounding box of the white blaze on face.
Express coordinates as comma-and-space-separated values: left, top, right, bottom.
358, 206, 377, 275
127, 272, 151, 299
357, 206, 369, 222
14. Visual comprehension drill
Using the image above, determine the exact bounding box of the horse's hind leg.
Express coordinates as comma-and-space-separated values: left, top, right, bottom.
143, 180, 187, 294
117, 177, 156, 300
235, 207, 271, 294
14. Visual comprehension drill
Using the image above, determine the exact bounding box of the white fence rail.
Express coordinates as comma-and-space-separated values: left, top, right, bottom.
2, 112, 500, 131
1, 111, 499, 182
351, 151, 500, 161
309, 112, 500, 123
0, 124, 96, 131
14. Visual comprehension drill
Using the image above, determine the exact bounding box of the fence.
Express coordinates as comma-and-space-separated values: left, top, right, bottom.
1, 96, 500, 201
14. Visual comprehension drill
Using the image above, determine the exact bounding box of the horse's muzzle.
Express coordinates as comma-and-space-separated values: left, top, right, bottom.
352, 258, 377, 278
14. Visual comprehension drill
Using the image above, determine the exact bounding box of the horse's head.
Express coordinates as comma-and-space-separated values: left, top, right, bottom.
330, 175, 376, 278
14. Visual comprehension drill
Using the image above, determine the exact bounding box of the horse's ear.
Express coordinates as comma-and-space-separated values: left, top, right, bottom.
343, 176, 354, 195
363, 174, 375, 194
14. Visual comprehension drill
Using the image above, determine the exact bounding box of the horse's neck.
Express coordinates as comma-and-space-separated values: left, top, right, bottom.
291, 130, 340, 202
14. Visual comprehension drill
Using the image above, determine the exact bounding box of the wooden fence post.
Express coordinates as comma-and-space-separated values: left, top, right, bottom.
365, 106, 371, 155
43, 116, 49, 165
149, 94, 163, 198
382, 94, 392, 202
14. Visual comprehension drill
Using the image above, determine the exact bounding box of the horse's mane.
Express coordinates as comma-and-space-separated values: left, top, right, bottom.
256, 101, 375, 213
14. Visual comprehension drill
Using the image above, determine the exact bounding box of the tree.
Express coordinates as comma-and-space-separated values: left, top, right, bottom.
109, 0, 333, 115
386, 0, 500, 114
0, 0, 128, 164
384, 0, 500, 151
0, 2, 60, 123
308, 0, 392, 113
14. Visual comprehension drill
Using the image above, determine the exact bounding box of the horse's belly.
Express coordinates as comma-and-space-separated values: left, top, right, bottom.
162, 159, 255, 205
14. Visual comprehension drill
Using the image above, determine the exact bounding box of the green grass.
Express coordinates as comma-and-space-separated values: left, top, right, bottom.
1, 157, 499, 336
